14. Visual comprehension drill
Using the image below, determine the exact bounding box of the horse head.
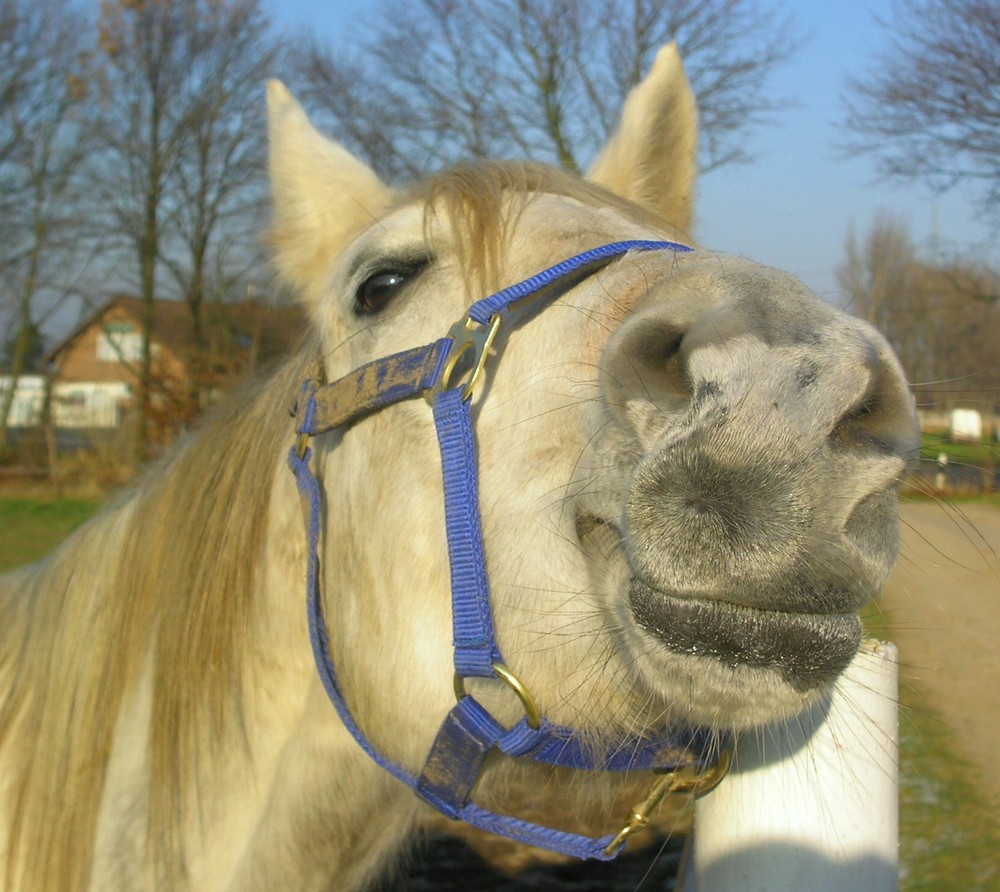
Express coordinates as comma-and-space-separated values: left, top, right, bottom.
266, 41, 918, 854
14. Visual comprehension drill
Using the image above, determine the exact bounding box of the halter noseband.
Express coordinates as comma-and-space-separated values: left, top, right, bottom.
289, 240, 730, 861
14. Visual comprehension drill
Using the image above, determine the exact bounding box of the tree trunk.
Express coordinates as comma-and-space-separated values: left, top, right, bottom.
134, 107, 162, 465
135, 229, 156, 465
0, 324, 33, 454
41, 373, 62, 497
1, 239, 43, 453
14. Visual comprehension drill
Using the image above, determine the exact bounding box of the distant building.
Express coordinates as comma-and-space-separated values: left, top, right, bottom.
37, 295, 307, 443
950, 408, 984, 442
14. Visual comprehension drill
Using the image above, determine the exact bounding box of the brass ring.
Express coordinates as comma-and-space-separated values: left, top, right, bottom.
439, 340, 474, 393
603, 748, 733, 856
436, 314, 503, 402
454, 662, 542, 730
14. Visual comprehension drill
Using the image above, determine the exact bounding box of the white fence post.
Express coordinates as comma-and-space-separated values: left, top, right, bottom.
681, 639, 899, 892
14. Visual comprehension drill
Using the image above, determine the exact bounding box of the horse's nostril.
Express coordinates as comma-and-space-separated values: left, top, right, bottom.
601, 315, 691, 424
830, 369, 917, 460
832, 395, 885, 448
625, 326, 688, 396
652, 333, 685, 365
825, 327, 920, 461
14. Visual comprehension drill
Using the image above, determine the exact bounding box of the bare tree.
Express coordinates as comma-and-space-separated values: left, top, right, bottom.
842, 0, 1000, 222
293, 0, 799, 181
0, 0, 99, 452
158, 0, 280, 344
93, 0, 281, 458
838, 212, 916, 331
0, 0, 33, 177
93, 0, 192, 458
837, 214, 936, 392
838, 214, 1000, 413
913, 261, 1000, 424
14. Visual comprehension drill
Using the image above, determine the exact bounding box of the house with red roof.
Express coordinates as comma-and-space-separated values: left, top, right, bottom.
41, 295, 306, 444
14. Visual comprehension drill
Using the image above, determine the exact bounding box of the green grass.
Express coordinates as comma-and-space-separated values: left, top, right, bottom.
0, 498, 103, 573
897, 683, 1000, 891
902, 491, 1000, 508
862, 600, 1000, 891
921, 432, 999, 468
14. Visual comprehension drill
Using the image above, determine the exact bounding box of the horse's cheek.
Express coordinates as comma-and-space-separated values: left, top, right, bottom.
324, 412, 457, 763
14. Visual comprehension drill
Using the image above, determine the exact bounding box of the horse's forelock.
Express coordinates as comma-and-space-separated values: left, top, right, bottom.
403, 161, 664, 298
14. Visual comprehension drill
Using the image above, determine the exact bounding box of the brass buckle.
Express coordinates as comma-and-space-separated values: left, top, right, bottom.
454, 662, 541, 730
295, 432, 311, 460
436, 314, 503, 402
604, 749, 732, 855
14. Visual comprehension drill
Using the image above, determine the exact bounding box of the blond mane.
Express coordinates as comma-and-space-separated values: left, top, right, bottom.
0, 343, 313, 889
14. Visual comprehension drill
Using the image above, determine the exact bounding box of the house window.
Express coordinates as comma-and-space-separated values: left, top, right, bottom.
97, 322, 144, 363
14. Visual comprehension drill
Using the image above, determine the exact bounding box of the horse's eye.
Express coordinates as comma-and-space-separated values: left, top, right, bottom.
355, 269, 414, 315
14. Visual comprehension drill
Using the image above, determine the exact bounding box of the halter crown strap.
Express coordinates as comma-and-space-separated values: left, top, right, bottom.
291, 239, 727, 861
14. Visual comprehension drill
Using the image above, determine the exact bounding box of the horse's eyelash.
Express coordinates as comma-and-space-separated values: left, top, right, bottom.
355, 252, 433, 284
352, 255, 434, 315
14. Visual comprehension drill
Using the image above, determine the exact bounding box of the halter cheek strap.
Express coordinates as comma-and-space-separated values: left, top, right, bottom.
289, 240, 730, 861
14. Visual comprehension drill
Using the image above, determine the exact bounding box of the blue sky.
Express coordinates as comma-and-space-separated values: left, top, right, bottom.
270, 1, 995, 307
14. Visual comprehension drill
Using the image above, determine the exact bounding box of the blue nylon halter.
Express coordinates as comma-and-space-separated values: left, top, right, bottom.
289, 239, 725, 861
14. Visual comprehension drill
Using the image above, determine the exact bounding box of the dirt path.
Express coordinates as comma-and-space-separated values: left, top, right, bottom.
880, 501, 1000, 811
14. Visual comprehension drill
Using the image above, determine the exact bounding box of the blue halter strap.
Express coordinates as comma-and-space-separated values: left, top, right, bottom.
289, 240, 729, 861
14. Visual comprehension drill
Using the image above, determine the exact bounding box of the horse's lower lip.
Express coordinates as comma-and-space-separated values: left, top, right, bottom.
628, 578, 862, 687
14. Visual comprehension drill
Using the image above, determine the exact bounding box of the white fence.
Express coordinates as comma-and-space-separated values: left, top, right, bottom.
0, 376, 128, 429
919, 406, 997, 441
0, 375, 46, 426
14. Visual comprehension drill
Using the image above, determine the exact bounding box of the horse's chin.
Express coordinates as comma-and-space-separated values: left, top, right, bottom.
623, 577, 861, 730
577, 514, 862, 731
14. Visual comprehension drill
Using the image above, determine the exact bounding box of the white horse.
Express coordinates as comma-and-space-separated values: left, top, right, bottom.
0, 45, 918, 890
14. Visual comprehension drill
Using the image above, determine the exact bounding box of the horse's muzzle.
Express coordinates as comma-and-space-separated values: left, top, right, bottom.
593, 265, 919, 687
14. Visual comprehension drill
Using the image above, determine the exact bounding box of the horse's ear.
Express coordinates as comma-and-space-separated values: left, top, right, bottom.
586, 43, 697, 237
267, 80, 395, 296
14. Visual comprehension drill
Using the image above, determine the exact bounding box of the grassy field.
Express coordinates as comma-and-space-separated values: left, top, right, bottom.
921, 432, 999, 467
895, 684, 1000, 890
2, 497, 998, 889
0, 497, 103, 572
